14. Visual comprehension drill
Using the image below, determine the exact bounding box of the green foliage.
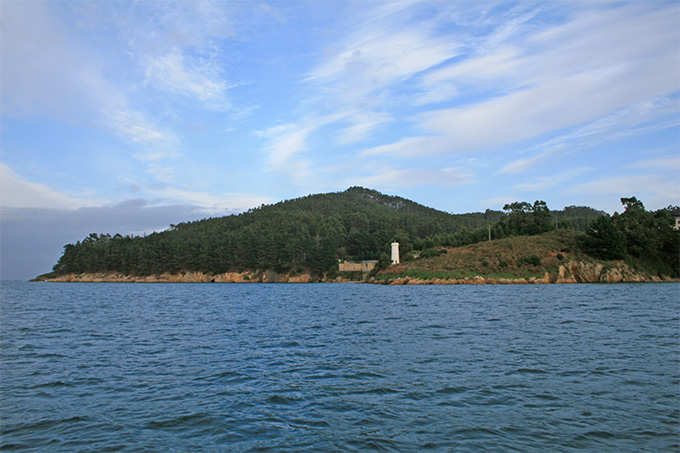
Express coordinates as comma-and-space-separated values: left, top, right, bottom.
552, 205, 607, 231
500, 200, 554, 236
50, 188, 667, 279
367, 253, 392, 279
582, 197, 680, 276
420, 247, 447, 259
52, 188, 505, 277
373, 269, 465, 281
518, 254, 542, 267
581, 215, 627, 260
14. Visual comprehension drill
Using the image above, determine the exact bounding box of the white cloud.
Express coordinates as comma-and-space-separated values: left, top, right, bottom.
0, 1, 115, 119
362, 136, 453, 158
413, 47, 520, 105
254, 110, 348, 174
106, 108, 180, 182
309, 28, 457, 94
256, 123, 314, 167
295, 2, 461, 146
514, 167, 594, 192
499, 97, 679, 174
625, 154, 680, 172
144, 48, 230, 108
139, 185, 271, 214
334, 111, 392, 145
566, 174, 676, 200
108, 110, 178, 147
364, 2, 679, 160
0, 0, 183, 182
116, 0, 235, 52
498, 146, 566, 176
357, 167, 473, 189
475, 4, 544, 55
0, 163, 103, 210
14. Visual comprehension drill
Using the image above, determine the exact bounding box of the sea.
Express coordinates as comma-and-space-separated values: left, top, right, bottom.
1, 281, 678, 452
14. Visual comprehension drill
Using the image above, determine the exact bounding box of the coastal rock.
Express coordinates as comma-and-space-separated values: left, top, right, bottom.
42, 271, 318, 283
555, 261, 654, 283
37, 260, 674, 285
375, 261, 672, 285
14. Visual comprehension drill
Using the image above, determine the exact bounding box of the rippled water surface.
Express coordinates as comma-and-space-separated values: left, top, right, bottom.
1, 281, 679, 451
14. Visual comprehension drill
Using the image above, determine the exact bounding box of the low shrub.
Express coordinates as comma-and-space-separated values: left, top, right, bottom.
518, 254, 542, 267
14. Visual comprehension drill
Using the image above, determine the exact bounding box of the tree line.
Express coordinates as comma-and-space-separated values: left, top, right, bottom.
51, 187, 613, 277
581, 197, 679, 277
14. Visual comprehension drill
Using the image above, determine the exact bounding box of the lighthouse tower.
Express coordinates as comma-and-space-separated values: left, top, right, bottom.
391, 242, 400, 264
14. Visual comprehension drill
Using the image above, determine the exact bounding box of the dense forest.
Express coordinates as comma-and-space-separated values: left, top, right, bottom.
49, 187, 676, 278
581, 197, 680, 277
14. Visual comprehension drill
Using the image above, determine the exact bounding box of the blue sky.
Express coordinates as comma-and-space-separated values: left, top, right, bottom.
1, 0, 678, 279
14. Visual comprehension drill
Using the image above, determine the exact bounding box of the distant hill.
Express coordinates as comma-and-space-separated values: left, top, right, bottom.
44, 187, 619, 280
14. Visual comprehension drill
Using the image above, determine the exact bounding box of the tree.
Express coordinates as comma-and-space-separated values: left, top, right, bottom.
501, 200, 554, 236
616, 197, 657, 258
581, 215, 627, 260
581, 197, 680, 277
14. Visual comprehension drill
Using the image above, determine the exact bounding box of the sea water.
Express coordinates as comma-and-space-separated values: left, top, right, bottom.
1, 281, 678, 451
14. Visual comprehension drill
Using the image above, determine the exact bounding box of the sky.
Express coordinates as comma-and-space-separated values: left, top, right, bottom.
1, 0, 678, 280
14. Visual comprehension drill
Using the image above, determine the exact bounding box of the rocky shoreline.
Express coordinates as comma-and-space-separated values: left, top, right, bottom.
36, 270, 319, 283
34, 261, 676, 285
378, 261, 675, 285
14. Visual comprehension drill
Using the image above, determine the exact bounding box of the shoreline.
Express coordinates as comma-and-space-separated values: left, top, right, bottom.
33, 262, 677, 285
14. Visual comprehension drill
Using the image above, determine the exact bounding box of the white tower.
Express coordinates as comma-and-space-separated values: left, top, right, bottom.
391, 242, 400, 264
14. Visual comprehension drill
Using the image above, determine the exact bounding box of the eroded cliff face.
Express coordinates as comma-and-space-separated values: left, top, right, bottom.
376, 261, 672, 285
38, 261, 673, 284
555, 261, 656, 283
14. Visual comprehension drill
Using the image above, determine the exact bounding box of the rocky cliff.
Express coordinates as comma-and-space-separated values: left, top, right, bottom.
35, 260, 674, 284
373, 261, 674, 285
38, 271, 340, 283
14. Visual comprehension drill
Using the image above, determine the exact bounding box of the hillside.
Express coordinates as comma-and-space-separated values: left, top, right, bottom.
46, 187, 510, 278
372, 229, 675, 284
36, 187, 676, 283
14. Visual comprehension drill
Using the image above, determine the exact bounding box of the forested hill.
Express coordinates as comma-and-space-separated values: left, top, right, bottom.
268, 187, 453, 218
49, 187, 606, 278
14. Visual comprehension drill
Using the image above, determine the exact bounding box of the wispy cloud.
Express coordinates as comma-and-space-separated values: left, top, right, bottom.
143, 186, 269, 213
255, 123, 315, 167
143, 48, 231, 109
307, 27, 458, 97
334, 111, 393, 145
0, 1, 184, 184
625, 154, 680, 172
108, 110, 177, 147
500, 96, 679, 174
566, 174, 678, 201
358, 167, 474, 189
0, 163, 103, 210
106, 108, 181, 182
0, 1, 117, 119
514, 167, 594, 192
282, 1, 461, 153
363, 2, 679, 161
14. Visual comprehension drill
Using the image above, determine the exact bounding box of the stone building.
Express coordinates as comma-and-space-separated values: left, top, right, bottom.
338, 260, 378, 273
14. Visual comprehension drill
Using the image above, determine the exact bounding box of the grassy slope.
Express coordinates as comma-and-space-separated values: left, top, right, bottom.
375, 229, 589, 281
